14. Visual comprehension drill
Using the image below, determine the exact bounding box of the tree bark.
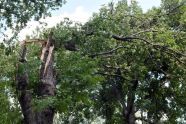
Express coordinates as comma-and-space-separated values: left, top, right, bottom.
123, 80, 138, 124
16, 32, 56, 124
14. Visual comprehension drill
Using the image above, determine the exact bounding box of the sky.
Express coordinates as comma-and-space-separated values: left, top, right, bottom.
9, 0, 161, 41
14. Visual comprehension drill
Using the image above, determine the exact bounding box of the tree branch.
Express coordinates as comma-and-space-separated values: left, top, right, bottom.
89, 46, 128, 58
112, 35, 151, 44
112, 35, 186, 63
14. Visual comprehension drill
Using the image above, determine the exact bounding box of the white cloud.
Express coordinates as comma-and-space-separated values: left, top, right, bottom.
3, 6, 91, 41
61, 6, 91, 23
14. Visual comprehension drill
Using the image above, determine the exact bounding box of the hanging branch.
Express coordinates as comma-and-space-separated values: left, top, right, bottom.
112, 35, 151, 44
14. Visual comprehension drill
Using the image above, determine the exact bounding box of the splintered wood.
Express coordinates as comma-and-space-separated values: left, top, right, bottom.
39, 32, 56, 96
16, 32, 56, 124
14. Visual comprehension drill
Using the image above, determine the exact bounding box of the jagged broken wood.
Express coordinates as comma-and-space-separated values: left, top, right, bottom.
16, 32, 56, 124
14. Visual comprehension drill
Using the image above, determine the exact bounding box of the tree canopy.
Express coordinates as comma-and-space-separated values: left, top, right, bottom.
0, 0, 186, 123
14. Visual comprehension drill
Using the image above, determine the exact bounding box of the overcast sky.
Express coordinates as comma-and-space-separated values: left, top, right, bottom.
16, 0, 161, 40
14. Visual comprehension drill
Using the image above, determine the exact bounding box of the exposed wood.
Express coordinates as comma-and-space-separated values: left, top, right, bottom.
36, 32, 56, 124
19, 39, 47, 46
19, 40, 27, 62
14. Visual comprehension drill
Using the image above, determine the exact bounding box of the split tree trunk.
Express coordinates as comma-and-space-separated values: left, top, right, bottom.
16, 32, 56, 124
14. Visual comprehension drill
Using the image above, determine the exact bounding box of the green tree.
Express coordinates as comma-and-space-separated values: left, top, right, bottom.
50, 0, 186, 123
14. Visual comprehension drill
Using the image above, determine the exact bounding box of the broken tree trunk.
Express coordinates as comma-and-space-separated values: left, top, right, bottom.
36, 32, 56, 124
16, 32, 56, 124
16, 40, 36, 124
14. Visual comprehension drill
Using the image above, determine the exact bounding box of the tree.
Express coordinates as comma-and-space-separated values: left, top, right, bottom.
49, 0, 186, 123
0, 0, 186, 124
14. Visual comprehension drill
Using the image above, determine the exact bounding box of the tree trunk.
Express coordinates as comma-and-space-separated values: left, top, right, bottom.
16, 32, 56, 124
122, 79, 138, 124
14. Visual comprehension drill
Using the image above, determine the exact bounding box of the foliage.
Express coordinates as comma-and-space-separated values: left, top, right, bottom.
0, 44, 22, 123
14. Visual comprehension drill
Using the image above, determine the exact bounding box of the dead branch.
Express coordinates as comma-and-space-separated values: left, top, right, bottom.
19, 39, 47, 46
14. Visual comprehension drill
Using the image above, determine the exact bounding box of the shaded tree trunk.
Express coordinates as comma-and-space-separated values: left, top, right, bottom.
16, 32, 56, 124
122, 80, 138, 124
108, 69, 137, 124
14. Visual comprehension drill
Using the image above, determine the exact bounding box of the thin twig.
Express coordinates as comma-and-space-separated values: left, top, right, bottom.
89, 46, 127, 57
130, 29, 158, 37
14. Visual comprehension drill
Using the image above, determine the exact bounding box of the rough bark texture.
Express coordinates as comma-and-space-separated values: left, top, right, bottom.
16, 32, 56, 124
